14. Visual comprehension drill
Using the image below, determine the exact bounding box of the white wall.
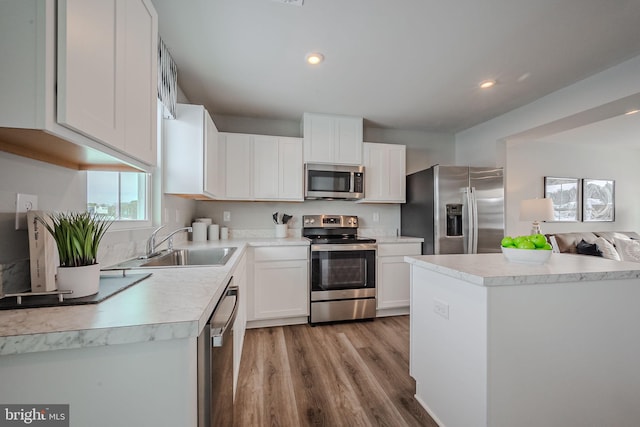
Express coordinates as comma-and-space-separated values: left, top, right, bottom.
506, 139, 640, 236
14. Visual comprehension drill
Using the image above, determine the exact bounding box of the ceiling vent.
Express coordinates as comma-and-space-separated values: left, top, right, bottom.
272, 0, 303, 6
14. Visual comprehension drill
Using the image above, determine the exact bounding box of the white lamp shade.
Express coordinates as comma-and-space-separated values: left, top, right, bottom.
520, 198, 554, 221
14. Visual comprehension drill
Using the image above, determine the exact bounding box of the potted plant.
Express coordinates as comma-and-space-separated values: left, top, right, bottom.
38, 211, 112, 299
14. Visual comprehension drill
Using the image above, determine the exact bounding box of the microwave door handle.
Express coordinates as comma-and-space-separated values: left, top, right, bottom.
350, 172, 355, 192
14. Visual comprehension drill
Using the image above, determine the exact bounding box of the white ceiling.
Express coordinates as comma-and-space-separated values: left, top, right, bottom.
151, 0, 640, 133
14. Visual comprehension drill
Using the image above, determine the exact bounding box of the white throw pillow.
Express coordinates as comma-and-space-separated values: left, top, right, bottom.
595, 237, 621, 261
613, 238, 640, 262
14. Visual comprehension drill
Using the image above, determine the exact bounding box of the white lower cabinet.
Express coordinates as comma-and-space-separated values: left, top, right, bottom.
377, 242, 421, 315
232, 251, 247, 398
247, 246, 309, 327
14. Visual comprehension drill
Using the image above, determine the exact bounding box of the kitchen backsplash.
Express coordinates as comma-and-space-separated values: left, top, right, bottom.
194, 200, 401, 236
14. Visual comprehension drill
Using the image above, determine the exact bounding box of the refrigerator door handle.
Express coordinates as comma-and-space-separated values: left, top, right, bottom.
470, 187, 479, 253
464, 187, 474, 254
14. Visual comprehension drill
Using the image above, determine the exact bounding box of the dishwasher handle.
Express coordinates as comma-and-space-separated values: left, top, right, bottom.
211, 285, 239, 348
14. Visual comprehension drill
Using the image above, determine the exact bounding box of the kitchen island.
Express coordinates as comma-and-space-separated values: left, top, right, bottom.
0, 237, 309, 427
406, 253, 640, 427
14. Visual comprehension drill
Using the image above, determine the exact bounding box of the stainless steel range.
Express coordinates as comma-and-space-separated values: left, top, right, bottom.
303, 215, 376, 324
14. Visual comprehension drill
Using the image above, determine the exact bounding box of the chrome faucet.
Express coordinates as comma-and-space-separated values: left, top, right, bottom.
145, 225, 193, 258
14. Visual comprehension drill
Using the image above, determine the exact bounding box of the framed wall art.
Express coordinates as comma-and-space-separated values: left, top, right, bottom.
582, 179, 615, 222
544, 177, 580, 222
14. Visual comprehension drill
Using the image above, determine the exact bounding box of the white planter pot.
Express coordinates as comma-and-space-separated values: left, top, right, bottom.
56, 263, 100, 299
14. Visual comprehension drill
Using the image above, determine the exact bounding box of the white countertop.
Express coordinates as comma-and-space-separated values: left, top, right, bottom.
405, 253, 640, 286
0, 238, 309, 356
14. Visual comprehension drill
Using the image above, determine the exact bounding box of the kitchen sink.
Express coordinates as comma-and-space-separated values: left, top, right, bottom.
103, 247, 237, 270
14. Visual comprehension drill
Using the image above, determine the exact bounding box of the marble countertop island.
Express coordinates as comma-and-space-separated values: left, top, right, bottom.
405, 252, 640, 286
407, 252, 640, 427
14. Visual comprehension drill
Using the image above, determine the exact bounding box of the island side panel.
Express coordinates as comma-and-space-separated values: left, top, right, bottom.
410, 265, 488, 427
487, 278, 640, 427
0, 338, 198, 427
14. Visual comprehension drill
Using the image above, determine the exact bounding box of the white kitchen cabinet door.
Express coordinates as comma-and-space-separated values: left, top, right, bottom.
164, 104, 221, 198
223, 133, 253, 199
303, 113, 363, 165
250, 246, 309, 322
377, 243, 421, 311
253, 135, 279, 199
253, 260, 309, 319
57, 0, 158, 165
57, 0, 125, 149
278, 137, 304, 201
122, 0, 158, 165
361, 142, 406, 203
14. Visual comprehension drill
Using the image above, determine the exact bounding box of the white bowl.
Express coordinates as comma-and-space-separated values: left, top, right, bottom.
501, 247, 552, 264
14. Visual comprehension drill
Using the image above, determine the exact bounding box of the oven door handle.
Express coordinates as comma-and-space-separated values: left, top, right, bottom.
311, 244, 377, 252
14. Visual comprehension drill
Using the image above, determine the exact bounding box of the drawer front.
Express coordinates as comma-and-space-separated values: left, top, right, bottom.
377, 242, 421, 257
253, 246, 309, 261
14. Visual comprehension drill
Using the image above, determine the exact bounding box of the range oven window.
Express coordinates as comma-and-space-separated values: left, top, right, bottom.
311, 249, 375, 291
308, 170, 352, 192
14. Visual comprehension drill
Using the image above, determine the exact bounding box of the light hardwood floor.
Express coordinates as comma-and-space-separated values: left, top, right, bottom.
234, 316, 437, 426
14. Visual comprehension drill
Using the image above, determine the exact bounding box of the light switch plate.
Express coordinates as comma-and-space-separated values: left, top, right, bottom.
15, 193, 38, 230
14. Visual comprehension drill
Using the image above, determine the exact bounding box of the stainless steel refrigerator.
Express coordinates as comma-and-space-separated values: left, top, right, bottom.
401, 165, 504, 255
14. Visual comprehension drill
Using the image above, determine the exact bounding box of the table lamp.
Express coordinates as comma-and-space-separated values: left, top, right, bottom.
520, 198, 554, 234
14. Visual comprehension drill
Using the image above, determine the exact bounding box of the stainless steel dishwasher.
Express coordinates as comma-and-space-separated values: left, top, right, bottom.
198, 277, 238, 427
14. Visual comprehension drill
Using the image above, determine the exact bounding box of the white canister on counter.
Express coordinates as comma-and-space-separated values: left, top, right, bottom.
220, 227, 229, 240
208, 224, 220, 240
275, 224, 287, 238
192, 222, 207, 242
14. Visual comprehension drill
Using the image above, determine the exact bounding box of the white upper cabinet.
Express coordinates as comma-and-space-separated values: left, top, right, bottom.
220, 133, 303, 201
0, 0, 158, 169
303, 113, 363, 165
58, 0, 158, 165
221, 133, 253, 199
360, 142, 406, 203
163, 104, 221, 199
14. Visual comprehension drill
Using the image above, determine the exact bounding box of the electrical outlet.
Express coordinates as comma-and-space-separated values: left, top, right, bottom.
433, 299, 450, 319
372, 212, 379, 223
15, 193, 38, 230
223, 211, 231, 222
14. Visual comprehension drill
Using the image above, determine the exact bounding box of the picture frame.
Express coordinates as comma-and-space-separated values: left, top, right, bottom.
582, 179, 615, 222
544, 177, 580, 222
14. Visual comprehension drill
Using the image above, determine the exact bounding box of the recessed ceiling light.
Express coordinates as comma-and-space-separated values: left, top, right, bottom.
306, 52, 324, 65
625, 109, 639, 115
479, 79, 496, 89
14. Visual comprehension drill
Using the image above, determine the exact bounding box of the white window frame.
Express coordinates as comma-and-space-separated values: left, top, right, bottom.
86, 170, 153, 231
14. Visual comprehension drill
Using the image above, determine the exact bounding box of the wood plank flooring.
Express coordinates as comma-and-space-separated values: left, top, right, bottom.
234, 316, 437, 427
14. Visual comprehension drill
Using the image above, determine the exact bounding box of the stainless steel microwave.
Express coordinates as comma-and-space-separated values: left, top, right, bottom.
304, 163, 365, 200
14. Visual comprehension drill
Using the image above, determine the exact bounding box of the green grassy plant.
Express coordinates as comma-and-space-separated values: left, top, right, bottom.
38, 212, 113, 267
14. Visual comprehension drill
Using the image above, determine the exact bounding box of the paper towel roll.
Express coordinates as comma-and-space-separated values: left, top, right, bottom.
192, 222, 207, 242
208, 224, 219, 240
